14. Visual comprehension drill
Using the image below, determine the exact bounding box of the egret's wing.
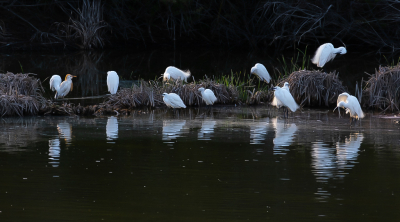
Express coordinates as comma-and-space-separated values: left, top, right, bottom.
107, 71, 119, 94
205, 89, 217, 103
347, 95, 364, 118
50, 75, 62, 91
57, 80, 72, 98
275, 88, 299, 112
312, 43, 336, 67
169, 93, 186, 108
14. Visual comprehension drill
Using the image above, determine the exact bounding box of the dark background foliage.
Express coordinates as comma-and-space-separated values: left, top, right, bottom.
1, 0, 400, 53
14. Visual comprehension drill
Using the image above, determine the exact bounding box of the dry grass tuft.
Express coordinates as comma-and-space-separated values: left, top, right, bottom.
278, 70, 347, 107
363, 65, 400, 112
0, 72, 47, 116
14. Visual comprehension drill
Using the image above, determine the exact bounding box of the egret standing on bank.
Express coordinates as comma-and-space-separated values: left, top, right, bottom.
50, 75, 62, 95
250, 63, 271, 83
107, 71, 119, 94
334, 92, 364, 122
198, 87, 217, 105
162, 93, 186, 108
311, 43, 347, 68
163, 66, 191, 82
54, 74, 76, 99
271, 82, 290, 108
271, 85, 299, 118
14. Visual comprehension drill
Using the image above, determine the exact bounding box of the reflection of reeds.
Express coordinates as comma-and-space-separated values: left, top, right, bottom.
0, 72, 47, 116
278, 70, 346, 107
363, 66, 400, 112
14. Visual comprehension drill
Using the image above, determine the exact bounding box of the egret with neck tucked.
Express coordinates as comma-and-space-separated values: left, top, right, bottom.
271, 82, 290, 109
107, 71, 119, 94
311, 43, 347, 68
162, 93, 186, 108
271, 85, 299, 118
250, 63, 271, 83
198, 87, 217, 105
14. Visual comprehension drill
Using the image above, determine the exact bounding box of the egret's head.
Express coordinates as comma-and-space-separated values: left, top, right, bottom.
198, 87, 205, 92
162, 93, 168, 97
337, 101, 347, 109
107, 71, 117, 76
250, 67, 257, 75
336, 47, 347, 55
65, 74, 76, 80
163, 73, 170, 81
284, 82, 289, 88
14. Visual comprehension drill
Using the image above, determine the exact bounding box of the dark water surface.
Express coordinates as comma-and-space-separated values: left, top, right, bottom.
0, 48, 384, 104
1, 107, 400, 221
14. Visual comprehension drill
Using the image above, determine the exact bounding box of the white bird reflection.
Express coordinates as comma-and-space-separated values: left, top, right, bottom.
48, 138, 60, 167
249, 118, 269, 144
57, 123, 72, 144
162, 120, 186, 141
311, 133, 364, 200
272, 118, 298, 155
312, 133, 363, 182
198, 120, 216, 140
48, 122, 72, 167
106, 116, 118, 141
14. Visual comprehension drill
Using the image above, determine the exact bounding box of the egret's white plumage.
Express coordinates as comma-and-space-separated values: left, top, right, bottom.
272, 86, 299, 116
271, 82, 290, 108
250, 63, 271, 83
336, 92, 364, 119
50, 75, 62, 92
162, 93, 186, 108
55, 74, 76, 99
198, 87, 217, 105
107, 71, 119, 94
163, 66, 191, 82
311, 43, 347, 68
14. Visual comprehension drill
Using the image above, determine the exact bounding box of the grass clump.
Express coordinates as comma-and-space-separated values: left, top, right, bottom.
278, 70, 346, 107
363, 65, 400, 112
0, 72, 47, 116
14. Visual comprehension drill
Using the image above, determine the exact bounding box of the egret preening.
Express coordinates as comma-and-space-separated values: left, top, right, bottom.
271, 82, 290, 108
334, 92, 364, 122
50, 75, 62, 92
107, 71, 119, 94
55, 74, 76, 99
198, 87, 217, 105
271, 85, 299, 118
163, 66, 191, 82
311, 43, 347, 68
250, 63, 271, 83
162, 93, 186, 108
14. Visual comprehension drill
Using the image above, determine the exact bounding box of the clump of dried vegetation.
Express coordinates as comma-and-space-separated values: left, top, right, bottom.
277, 70, 347, 107
0, 72, 47, 116
363, 65, 400, 112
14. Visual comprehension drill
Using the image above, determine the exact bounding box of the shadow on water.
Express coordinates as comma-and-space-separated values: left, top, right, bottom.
1, 107, 400, 221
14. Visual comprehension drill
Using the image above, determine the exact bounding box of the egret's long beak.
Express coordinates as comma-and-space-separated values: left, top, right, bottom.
73, 75, 77, 77
333, 106, 338, 112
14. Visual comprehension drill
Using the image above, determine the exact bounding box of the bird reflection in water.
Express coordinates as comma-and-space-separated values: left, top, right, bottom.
272, 118, 298, 155
249, 118, 269, 144
106, 116, 118, 141
162, 120, 186, 141
311, 133, 364, 200
198, 120, 216, 140
48, 122, 72, 167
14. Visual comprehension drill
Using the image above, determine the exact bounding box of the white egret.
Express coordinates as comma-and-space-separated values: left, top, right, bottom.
271, 85, 299, 118
49, 75, 62, 92
162, 93, 186, 108
163, 66, 191, 82
250, 63, 271, 83
107, 71, 119, 94
55, 74, 76, 99
198, 87, 217, 105
311, 43, 347, 68
335, 92, 364, 122
271, 82, 290, 108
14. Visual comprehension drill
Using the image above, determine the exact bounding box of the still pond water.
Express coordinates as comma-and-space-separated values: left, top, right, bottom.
1, 107, 400, 221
